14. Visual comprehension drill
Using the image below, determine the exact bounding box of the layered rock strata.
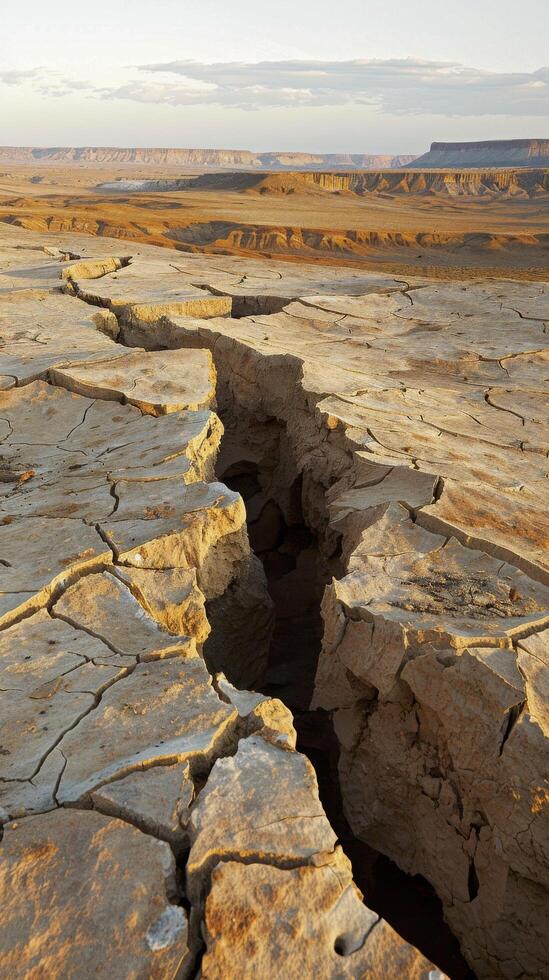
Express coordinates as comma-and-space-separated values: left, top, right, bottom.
409, 139, 549, 169
0, 145, 415, 169
0, 228, 443, 979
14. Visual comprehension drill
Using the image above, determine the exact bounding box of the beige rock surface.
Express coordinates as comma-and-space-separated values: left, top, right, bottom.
91, 762, 194, 851
114, 565, 209, 642
186, 734, 337, 905
1, 223, 546, 979
216, 672, 297, 747
0, 291, 123, 383
51, 346, 216, 415
201, 857, 446, 979
0, 515, 111, 627
0, 809, 190, 979
69, 257, 233, 321
0, 611, 120, 811
53, 570, 196, 661
56, 654, 236, 805
102, 479, 248, 599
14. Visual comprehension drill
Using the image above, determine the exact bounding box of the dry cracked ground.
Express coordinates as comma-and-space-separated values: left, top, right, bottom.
0, 221, 547, 979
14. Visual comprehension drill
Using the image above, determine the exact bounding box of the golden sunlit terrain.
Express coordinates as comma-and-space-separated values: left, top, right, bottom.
1, 162, 548, 279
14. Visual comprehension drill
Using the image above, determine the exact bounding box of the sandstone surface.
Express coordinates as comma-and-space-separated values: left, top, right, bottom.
44, 224, 548, 979
0, 225, 446, 978
201, 858, 445, 979
1, 809, 190, 979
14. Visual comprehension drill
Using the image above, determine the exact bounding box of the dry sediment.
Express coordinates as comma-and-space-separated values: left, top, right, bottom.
0, 226, 445, 979
0, 223, 547, 978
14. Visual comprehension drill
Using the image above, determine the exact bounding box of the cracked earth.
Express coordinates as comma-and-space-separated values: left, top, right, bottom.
0, 222, 547, 979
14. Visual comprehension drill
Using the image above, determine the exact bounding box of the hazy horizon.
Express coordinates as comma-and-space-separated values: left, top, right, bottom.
1, 0, 548, 153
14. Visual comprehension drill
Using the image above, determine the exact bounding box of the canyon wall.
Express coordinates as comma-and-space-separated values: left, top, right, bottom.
0, 145, 414, 170
98, 168, 549, 197
409, 139, 549, 169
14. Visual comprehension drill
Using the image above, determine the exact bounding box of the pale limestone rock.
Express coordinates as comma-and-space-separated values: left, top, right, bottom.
419, 478, 549, 582
102, 479, 248, 598
0, 747, 68, 819
216, 672, 297, 748
327, 462, 438, 523
53, 570, 194, 662
0, 611, 126, 815
0, 607, 107, 692
57, 655, 237, 805
246, 697, 297, 748
186, 735, 337, 905
314, 531, 549, 706
0, 809, 190, 979
70, 258, 232, 321
61, 255, 130, 280
51, 347, 216, 415
517, 628, 549, 732
0, 516, 111, 627
0, 471, 115, 522
0, 380, 221, 490
0, 291, 125, 384
91, 762, 194, 851
114, 565, 209, 643
333, 500, 442, 571
402, 646, 526, 773
201, 856, 446, 979
215, 673, 266, 714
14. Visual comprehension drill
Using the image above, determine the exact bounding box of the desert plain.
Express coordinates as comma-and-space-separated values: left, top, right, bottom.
0, 159, 548, 279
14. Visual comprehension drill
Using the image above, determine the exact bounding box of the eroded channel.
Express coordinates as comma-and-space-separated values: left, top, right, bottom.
206, 395, 475, 980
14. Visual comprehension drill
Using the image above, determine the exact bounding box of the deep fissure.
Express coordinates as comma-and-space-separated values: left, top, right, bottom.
211, 403, 475, 980
68, 279, 478, 976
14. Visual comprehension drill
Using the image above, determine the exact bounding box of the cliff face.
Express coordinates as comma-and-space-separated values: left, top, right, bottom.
0, 145, 415, 170
409, 139, 549, 168
98, 168, 549, 198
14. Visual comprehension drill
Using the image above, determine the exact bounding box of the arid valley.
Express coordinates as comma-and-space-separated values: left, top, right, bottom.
1, 154, 548, 280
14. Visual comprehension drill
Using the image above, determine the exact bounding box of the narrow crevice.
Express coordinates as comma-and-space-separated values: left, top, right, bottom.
195, 283, 291, 318
213, 406, 475, 980
498, 700, 526, 756
468, 858, 480, 902
60, 281, 495, 975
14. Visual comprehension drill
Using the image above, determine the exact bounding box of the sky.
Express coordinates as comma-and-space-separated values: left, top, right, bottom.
1, 0, 548, 153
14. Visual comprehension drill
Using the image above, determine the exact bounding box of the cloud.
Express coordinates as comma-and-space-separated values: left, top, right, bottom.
2, 59, 549, 116
0, 67, 92, 98
120, 58, 549, 115
0, 68, 47, 85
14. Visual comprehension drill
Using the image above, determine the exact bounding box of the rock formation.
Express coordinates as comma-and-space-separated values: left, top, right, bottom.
0, 145, 415, 169
0, 225, 446, 978
98, 167, 549, 198
0, 222, 547, 978
409, 139, 549, 169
